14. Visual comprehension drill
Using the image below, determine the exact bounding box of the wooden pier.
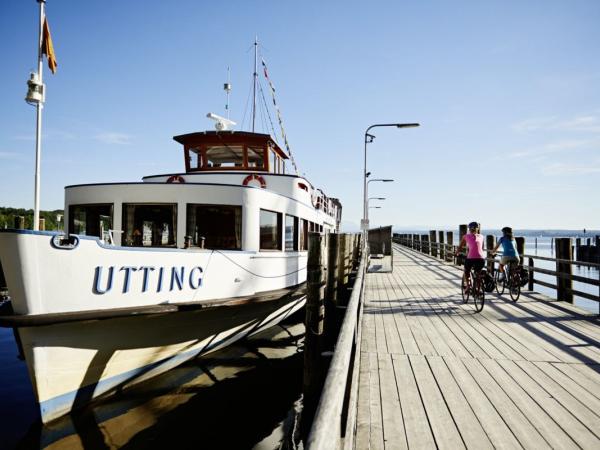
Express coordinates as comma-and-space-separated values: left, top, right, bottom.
306, 240, 600, 449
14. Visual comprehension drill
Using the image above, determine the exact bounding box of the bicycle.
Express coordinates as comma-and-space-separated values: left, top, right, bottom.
494, 259, 521, 302
461, 266, 486, 312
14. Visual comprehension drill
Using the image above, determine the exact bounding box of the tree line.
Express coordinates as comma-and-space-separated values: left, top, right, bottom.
0, 207, 64, 230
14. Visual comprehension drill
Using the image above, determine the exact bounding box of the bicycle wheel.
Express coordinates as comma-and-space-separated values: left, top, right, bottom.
509, 272, 521, 302
494, 270, 505, 295
461, 272, 470, 303
473, 274, 485, 312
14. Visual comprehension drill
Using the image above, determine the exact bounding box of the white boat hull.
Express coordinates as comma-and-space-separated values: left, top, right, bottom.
17, 294, 305, 423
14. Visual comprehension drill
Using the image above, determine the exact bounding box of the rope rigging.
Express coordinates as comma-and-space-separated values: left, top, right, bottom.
261, 58, 299, 175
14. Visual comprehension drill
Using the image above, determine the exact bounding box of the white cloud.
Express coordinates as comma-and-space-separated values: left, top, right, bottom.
94, 132, 133, 145
512, 114, 600, 133
0, 151, 20, 159
541, 162, 600, 176
512, 117, 557, 133
12, 130, 77, 141
505, 138, 599, 159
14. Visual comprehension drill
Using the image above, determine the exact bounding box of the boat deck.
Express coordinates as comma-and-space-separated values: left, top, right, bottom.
355, 244, 600, 449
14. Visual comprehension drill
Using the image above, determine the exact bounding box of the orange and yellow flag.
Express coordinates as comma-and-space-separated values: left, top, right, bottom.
42, 17, 57, 74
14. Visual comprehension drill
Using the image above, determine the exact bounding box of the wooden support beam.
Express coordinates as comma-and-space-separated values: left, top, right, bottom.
486, 235, 496, 274
421, 234, 429, 255
429, 230, 437, 257
304, 232, 326, 415
446, 231, 454, 262
555, 238, 573, 303
14, 216, 25, 229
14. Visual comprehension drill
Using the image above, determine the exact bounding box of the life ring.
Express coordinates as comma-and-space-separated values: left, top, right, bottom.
242, 174, 267, 189
166, 175, 185, 183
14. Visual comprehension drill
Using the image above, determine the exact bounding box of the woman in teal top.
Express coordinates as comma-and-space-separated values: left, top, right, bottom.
492, 226, 519, 281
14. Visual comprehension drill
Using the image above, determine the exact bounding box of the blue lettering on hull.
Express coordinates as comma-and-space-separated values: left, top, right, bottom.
93, 266, 203, 295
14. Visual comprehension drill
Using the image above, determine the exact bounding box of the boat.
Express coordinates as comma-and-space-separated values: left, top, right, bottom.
0, 54, 341, 423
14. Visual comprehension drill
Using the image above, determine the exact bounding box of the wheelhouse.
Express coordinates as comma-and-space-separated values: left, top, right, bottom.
174, 131, 290, 174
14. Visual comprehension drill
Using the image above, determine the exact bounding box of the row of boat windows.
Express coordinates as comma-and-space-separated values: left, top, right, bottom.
69, 204, 323, 251
187, 145, 286, 174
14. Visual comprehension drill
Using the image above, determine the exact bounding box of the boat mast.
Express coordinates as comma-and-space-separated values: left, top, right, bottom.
252, 36, 258, 132
224, 66, 231, 119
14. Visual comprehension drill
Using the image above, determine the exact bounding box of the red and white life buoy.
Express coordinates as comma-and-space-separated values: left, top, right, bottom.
242, 174, 267, 189
166, 175, 186, 183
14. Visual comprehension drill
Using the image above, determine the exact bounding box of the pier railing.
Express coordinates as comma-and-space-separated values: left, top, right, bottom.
393, 232, 600, 306
305, 237, 368, 450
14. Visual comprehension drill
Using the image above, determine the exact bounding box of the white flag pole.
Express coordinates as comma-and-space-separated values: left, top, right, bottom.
33, 0, 46, 231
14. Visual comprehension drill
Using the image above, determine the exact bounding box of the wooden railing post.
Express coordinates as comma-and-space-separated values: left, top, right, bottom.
555, 238, 573, 303
415, 234, 421, 252
459, 224, 467, 242
528, 257, 534, 291
326, 233, 339, 305
429, 230, 437, 257
14, 216, 25, 229
351, 234, 360, 270
304, 232, 326, 416
457, 225, 467, 265
438, 231, 445, 261
446, 231, 454, 262
337, 234, 350, 304
39, 218, 45, 231
421, 234, 429, 255
515, 237, 525, 266
486, 235, 496, 274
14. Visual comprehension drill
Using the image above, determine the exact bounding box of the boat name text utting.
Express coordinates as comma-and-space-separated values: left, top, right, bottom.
93, 266, 203, 294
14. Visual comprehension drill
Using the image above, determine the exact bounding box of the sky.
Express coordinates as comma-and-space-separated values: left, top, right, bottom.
1, 0, 599, 230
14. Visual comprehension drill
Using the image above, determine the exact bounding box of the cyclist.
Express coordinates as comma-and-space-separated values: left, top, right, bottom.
455, 222, 485, 282
492, 226, 520, 281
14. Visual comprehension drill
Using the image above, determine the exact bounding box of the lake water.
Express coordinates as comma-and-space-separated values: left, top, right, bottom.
0, 312, 305, 449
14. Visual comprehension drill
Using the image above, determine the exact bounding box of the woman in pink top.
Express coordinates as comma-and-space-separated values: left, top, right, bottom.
455, 221, 485, 281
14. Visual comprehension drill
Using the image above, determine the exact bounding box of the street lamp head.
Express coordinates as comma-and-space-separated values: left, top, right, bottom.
395, 123, 420, 128
369, 206, 381, 209
381, 179, 394, 182
369, 197, 386, 200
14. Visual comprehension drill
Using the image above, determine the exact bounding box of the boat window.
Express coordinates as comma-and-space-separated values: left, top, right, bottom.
247, 147, 265, 169
122, 204, 177, 247
189, 148, 201, 170
285, 215, 298, 251
205, 145, 244, 168
270, 150, 278, 174
260, 209, 282, 250
187, 204, 242, 250
69, 204, 113, 239
299, 219, 308, 251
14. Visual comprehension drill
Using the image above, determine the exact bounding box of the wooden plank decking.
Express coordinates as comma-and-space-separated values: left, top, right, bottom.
355, 244, 600, 449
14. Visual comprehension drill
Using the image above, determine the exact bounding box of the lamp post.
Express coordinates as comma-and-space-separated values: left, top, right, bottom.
368, 196, 385, 207
362, 123, 419, 235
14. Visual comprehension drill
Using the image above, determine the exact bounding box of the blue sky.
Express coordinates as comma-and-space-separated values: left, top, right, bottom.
1, 0, 599, 229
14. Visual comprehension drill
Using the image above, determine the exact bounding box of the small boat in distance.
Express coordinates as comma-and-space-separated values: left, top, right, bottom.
0, 52, 341, 423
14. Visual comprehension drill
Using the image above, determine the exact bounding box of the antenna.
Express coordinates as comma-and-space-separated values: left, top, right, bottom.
252, 36, 258, 132
224, 66, 232, 119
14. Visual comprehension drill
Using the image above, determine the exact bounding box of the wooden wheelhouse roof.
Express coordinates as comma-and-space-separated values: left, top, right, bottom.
173, 131, 289, 159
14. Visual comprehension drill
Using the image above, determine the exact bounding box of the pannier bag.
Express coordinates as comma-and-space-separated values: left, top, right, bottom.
484, 271, 495, 292
519, 266, 529, 287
